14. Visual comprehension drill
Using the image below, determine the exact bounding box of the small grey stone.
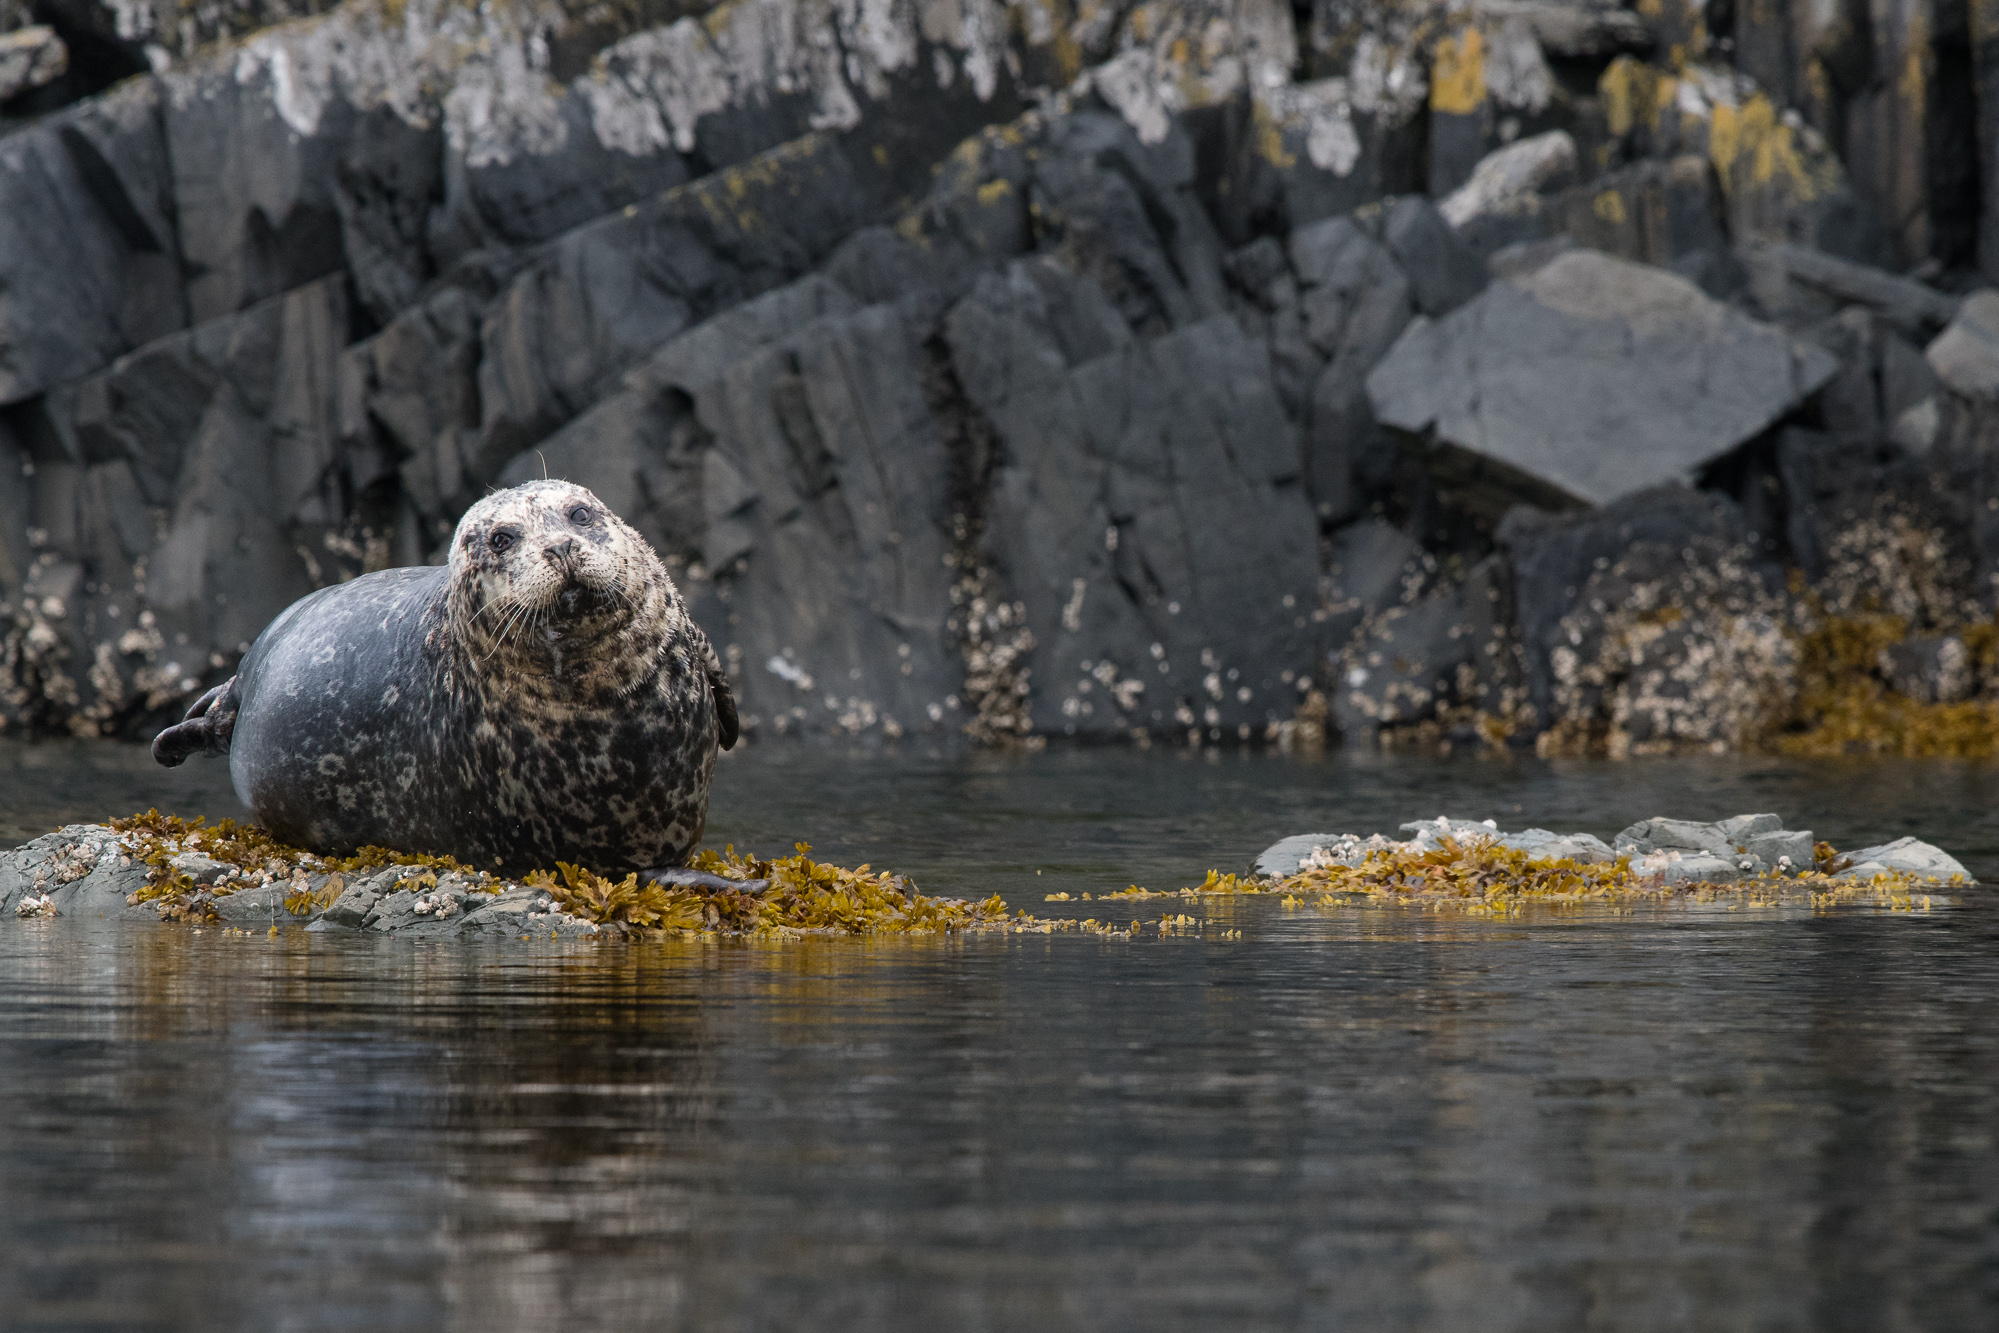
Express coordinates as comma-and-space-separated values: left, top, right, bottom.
1654, 853, 1743, 885
1615, 818, 1734, 858
1746, 830, 1814, 872
209, 882, 296, 923
169, 854, 235, 887
1496, 829, 1615, 864
319, 884, 382, 929
1716, 814, 1783, 841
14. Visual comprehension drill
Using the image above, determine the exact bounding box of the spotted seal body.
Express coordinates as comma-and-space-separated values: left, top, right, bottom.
152, 481, 737, 875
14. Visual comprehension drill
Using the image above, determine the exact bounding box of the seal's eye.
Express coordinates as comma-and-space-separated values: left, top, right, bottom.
569, 505, 593, 525
489, 531, 516, 554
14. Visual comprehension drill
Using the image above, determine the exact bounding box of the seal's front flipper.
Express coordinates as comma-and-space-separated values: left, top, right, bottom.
641, 866, 769, 895
151, 677, 239, 768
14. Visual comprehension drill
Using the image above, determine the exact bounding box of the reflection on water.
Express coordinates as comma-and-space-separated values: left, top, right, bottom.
3, 741, 1998, 1329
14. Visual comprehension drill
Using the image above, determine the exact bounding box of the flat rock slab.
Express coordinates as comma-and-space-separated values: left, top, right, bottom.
1366, 250, 1839, 508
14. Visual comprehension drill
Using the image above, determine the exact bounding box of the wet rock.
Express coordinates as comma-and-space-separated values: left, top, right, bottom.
1496, 828, 1615, 863
1832, 837, 1970, 884
1319, 520, 1425, 646
1253, 833, 1350, 877
167, 852, 232, 886
1616, 817, 1738, 859
0, 825, 147, 919
1368, 249, 1839, 511
1926, 291, 1999, 402
1746, 829, 1814, 871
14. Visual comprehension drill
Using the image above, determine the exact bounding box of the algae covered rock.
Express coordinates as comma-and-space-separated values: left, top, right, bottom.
1250, 811, 1974, 899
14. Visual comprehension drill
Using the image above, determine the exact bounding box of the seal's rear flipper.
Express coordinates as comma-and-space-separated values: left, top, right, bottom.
151, 678, 239, 768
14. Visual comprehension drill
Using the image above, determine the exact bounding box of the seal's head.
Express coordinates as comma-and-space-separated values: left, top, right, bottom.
446, 480, 683, 686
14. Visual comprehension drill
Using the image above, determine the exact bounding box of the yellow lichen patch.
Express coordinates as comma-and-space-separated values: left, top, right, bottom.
1600, 56, 1673, 137
1593, 189, 1629, 225
1429, 26, 1487, 116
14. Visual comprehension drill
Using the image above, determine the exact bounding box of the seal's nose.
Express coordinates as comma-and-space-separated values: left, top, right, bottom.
543, 538, 578, 564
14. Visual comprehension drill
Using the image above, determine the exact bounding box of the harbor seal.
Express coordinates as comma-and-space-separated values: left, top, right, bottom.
151, 480, 738, 879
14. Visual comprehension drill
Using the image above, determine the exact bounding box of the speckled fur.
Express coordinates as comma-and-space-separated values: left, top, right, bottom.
152, 481, 737, 874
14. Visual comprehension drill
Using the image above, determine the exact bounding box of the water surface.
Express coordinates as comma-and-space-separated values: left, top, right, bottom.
3, 741, 1995, 1329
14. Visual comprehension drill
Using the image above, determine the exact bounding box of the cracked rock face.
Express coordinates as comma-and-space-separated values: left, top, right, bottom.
9, 0, 1999, 758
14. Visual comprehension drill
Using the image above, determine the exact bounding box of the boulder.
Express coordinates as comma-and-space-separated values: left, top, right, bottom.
1832, 837, 1970, 884
1926, 291, 1999, 402
1367, 249, 1839, 511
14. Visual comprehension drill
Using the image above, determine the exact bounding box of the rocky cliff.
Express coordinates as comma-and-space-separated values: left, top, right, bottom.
4, 0, 1999, 755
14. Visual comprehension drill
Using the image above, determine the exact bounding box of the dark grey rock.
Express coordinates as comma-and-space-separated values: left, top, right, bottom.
0, 77, 186, 404
1367, 249, 1841, 509
1742, 241, 1963, 338
501, 275, 959, 743
1381, 195, 1487, 317
168, 852, 232, 886
1332, 584, 1477, 737
948, 262, 1322, 740
30, 275, 350, 733
1496, 486, 1753, 725
1287, 218, 1416, 519
1320, 519, 1425, 647
0, 24, 66, 101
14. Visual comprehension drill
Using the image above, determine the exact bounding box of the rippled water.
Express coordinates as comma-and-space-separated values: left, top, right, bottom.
3, 741, 1997, 1329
